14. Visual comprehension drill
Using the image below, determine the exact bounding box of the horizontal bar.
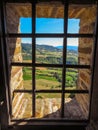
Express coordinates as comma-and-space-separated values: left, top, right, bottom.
11, 62, 63, 67
64, 90, 89, 93
37, 0, 96, 4
67, 33, 93, 38
35, 90, 62, 93
6, 33, 64, 38
35, 33, 94, 38
4, 0, 33, 3
11, 62, 32, 66
35, 34, 64, 38
34, 89, 89, 93
13, 90, 32, 93
13, 89, 89, 93
5, 0, 96, 4
66, 64, 90, 69
36, 64, 90, 69
6, 33, 32, 37
11, 62, 90, 69
11, 118, 89, 123
35, 64, 63, 68
6, 33, 93, 38
35, 64, 90, 69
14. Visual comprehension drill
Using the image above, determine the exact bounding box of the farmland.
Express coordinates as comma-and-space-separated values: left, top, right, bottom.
22, 43, 78, 98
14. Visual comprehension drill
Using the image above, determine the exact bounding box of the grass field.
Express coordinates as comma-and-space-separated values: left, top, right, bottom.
22, 66, 78, 98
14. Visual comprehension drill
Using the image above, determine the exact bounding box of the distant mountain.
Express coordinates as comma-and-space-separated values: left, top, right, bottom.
22, 43, 78, 64
22, 43, 61, 53
67, 46, 78, 51
56, 46, 78, 51
36, 44, 61, 52
56, 46, 63, 49
22, 43, 78, 52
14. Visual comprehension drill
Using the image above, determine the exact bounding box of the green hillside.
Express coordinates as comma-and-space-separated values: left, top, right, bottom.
22, 43, 78, 64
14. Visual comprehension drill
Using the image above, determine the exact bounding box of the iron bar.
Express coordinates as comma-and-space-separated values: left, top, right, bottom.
6, 33, 93, 38
32, 0, 36, 117
61, 0, 69, 118
11, 62, 90, 69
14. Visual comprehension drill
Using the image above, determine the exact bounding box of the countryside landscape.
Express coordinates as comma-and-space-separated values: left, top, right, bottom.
22, 43, 79, 98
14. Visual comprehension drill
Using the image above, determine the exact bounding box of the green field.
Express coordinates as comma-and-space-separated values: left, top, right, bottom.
23, 67, 78, 98
21, 43, 78, 98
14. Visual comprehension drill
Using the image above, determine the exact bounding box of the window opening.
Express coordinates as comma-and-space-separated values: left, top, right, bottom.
2, 0, 97, 123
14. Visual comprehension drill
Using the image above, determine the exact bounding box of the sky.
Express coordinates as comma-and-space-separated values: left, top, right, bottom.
20, 18, 80, 46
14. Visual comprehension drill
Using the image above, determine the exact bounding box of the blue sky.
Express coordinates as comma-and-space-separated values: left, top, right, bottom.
20, 18, 80, 46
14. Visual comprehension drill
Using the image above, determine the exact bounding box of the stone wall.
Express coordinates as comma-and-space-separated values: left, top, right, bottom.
6, 5, 24, 118
76, 6, 96, 118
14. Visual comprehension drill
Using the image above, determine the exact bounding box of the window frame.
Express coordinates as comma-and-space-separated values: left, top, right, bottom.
0, 0, 98, 127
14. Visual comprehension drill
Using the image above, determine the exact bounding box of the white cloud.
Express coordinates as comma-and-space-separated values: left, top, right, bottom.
22, 38, 32, 44
36, 38, 63, 47
22, 38, 79, 46
67, 38, 78, 46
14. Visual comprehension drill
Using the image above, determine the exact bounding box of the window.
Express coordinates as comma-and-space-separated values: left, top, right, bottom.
0, 0, 97, 125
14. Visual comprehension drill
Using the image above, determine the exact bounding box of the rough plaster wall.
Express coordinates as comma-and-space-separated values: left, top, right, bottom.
6, 5, 24, 117
76, 6, 96, 118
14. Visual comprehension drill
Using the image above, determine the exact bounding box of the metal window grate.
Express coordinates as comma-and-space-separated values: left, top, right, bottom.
1, 0, 98, 123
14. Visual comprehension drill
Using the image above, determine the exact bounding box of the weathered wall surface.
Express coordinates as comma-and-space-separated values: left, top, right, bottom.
6, 3, 97, 119
76, 6, 96, 118
6, 5, 24, 118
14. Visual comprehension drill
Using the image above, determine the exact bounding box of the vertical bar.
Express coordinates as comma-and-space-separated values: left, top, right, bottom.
0, 1, 10, 127
61, 0, 69, 117
88, 2, 98, 121
1, 1, 12, 118
32, 0, 36, 117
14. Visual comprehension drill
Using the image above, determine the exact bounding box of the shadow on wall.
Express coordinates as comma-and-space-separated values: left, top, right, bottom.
10, 98, 87, 130
12, 97, 87, 121
43, 97, 86, 120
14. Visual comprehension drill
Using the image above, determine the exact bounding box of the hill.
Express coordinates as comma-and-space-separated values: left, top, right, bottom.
21, 43, 78, 64
22, 43, 78, 94
37, 44, 61, 52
